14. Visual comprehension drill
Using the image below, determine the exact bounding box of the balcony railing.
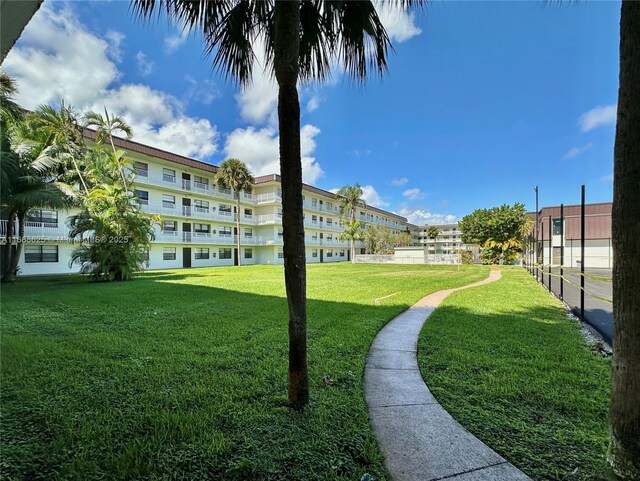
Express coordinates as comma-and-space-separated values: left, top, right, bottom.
0, 219, 71, 240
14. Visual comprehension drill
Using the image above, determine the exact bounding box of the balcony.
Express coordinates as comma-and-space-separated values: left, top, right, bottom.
141, 203, 245, 224
133, 175, 253, 202
0, 219, 71, 241
257, 213, 282, 225
256, 192, 281, 204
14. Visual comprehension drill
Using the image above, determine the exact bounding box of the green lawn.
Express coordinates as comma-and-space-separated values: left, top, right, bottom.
418, 267, 611, 481
1, 263, 489, 481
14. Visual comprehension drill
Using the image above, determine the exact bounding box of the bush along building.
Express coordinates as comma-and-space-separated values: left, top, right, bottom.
0, 133, 408, 275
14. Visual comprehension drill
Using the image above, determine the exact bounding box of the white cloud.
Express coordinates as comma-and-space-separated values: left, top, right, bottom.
3, 3, 119, 108
306, 95, 321, 113
135, 51, 155, 77
361, 185, 388, 208
3, 3, 219, 160
403, 187, 425, 200
563, 143, 593, 159
184, 75, 219, 105
104, 30, 125, 62
375, 1, 422, 43
398, 207, 457, 226
164, 29, 188, 53
134, 117, 219, 158
390, 177, 408, 187
600, 173, 613, 182
579, 105, 617, 132
224, 124, 323, 184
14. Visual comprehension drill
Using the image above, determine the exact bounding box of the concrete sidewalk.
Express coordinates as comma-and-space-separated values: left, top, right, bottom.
364, 269, 532, 481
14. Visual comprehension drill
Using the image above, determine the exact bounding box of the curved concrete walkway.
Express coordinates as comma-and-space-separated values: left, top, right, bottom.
364, 269, 532, 481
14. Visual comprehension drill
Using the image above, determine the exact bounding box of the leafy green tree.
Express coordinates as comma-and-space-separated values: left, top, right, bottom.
459, 203, 529, 265
69, 177, 156, 281
132, 1, 422, 409
214, 158, 254, 266
68, 114, 157, 281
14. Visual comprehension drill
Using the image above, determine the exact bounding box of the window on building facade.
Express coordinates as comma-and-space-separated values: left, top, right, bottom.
219, 204, 232, 213
219, 226, 232, 236
162, 194, 175, 208
163, 247, 176, 260
194, 175, 209, 189
312, 198, 318, 207
278, 229, 283, 238
553, 218, 563, 236
339, 250, 345, 257
134, 190, 149, 205
312, 249, 318, 258
327, 234, 333, 241
162, 168, 176, 183
194, 223, 210, 233
244, 248, 253, 259
219, 248, 232, 259
244, 208, 253, 217
277, 209, 283, 218
219, 186, 232, 195
194, 199, 209, 211
135, 161, 148, 177
162, 221, 177, 232
326, 218, 333, 226
24, 245, 58, 263
326, 251, 333, 258
278, 250, 284, 259
195, 248, 209, 259
311, 215, 318, 224
245, 228, 253, 238
26, 209, 58, 226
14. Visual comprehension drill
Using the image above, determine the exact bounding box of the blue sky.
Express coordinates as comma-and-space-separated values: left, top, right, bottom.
3, 1, 620, 224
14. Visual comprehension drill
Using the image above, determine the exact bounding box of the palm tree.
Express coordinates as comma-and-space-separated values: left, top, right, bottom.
27, 103, 89, 193
336, 183, 366, 263
608, 2, 640, 478
132, 0, 420, 409
427, 226, 440, 253
213, 158, 254, 266
84, 109, 133, 190
0, 74, 70, 282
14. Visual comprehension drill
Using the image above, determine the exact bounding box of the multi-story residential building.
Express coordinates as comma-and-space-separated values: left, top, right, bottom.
1, 133, 408, 275
412, 223, 467, 254
530, 202, 612, 269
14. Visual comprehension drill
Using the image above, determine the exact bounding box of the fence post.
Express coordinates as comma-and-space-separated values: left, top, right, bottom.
541, 221, 545, 288
580, 185, 585, 322
560, 203, 564, 301
548, 215, 552, 292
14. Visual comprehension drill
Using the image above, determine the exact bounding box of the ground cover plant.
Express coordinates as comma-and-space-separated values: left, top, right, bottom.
418, 267, 611, 481
1, 263, 489, 481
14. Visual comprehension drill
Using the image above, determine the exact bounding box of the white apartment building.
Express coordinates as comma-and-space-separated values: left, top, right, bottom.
2, 133, 408, 275
412, 223, 467, 254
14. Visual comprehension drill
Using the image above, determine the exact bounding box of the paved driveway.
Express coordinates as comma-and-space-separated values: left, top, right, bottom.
535, 267, 613, 344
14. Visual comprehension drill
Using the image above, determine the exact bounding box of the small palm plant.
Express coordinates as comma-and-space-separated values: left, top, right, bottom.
427, 226, 440, 253
214, 159, 254, 266
336, 183, 366, 263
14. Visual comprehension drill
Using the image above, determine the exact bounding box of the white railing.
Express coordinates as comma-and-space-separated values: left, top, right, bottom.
0, 219, 71, 240
257, 214, 282, 225
256, 192, 281, 203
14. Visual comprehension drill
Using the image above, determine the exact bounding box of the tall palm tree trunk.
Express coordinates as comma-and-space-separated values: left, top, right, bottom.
236, 195, 242, 266
608, 2, 640, 479
8, 213, 26, 278
1, 212, 16, 281
274, 0, 308, 410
